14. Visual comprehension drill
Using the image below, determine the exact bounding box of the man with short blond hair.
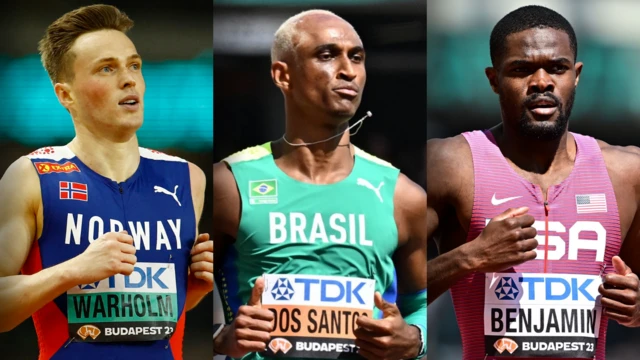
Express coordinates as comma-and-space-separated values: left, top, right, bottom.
0, 5, 212, 359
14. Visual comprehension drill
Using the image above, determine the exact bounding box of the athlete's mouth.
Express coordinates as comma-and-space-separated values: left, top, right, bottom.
333, 84, 359, 99
118, 94, 140, 111
525, 97, 558, 116
118, 95, 140, 106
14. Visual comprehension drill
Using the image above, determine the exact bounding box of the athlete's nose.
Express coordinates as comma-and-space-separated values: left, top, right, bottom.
120, 70, 137, 89
528, 68, 554, 95
337, 55, 357, 82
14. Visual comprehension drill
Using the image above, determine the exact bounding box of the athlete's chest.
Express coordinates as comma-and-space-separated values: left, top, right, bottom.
237, 176, 397, 254
39, 172, 194, 261
471, 175, 621, 271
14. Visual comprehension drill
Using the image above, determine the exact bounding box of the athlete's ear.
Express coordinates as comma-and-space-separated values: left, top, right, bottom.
271, 61, 290, 93
54, 82, 74, 112
574, 61, 583, 87
485, 67, 499, 94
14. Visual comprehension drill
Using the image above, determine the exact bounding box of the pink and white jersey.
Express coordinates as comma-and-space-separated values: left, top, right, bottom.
452, 130, 622, 360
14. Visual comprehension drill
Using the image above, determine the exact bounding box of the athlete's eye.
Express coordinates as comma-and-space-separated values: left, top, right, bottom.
319, 52, 333, 61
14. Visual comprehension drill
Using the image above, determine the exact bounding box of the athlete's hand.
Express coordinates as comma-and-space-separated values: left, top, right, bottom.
189, 233, 213, 293
214, 277, 274, 357
599, 256, 640, 327
468, 207, 538, 273
354, 292, 422, 360
69, 230, 136, 285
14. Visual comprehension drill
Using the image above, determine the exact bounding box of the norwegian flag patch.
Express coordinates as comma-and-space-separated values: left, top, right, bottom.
60, 181, 88, 201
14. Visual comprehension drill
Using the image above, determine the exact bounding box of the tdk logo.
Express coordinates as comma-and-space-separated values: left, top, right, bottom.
262, 274, 376, 309
117, 267, 168, 289
495, 277, 520, 300
77, 266, 168, 290
271, 278, 295, 300
519, 276, 595, 301
297, 278, 366, 305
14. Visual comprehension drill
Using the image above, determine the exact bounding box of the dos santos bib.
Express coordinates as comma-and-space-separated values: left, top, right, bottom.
21, 146, 196, 360
453, 131, 622, 360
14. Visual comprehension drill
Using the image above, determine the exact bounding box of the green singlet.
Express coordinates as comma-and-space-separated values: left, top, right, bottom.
216, 142, 400, 360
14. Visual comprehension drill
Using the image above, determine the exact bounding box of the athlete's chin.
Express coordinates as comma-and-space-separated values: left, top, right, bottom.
113, 116, 144, 132
518, 117, 567, 141
328, 103, 359, 120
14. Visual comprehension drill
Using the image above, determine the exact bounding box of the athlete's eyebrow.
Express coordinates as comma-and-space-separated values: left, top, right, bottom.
94, 54, 142, 65
506, 57, 572, 68
313, 43, 365, 55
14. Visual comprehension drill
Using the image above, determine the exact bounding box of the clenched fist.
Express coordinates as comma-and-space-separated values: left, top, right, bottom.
468, 207, 538, 273
69, 230, 137, 285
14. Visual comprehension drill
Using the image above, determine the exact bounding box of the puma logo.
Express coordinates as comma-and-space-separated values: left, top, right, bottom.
154, 185, 181, 206
357, 178, 384, 203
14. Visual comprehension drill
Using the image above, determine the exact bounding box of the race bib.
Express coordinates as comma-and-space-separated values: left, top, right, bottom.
67, 262, 178, 342
261, 274, 376, 359
484, 273, 602, 358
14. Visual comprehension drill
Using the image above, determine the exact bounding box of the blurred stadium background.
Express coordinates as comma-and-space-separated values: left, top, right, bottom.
214, 0, 425, 359
213, 0, 426, 182
0, 0, 212, 358
427, 0, 640, 358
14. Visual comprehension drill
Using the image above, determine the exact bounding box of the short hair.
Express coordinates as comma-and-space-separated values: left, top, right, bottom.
38, 4, 134, 83
271, 9, 348, 64
489, 5, 577, 67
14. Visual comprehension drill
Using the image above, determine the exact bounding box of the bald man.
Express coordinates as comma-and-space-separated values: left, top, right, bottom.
213, 10, 427, 360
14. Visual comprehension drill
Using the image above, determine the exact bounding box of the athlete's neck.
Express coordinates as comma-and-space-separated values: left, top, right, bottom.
68, 128, 140, 183
492, 124, 576, 176
275, 121, 354, 184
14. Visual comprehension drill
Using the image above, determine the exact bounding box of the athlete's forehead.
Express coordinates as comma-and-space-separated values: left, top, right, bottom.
71, 29, 139, 67
500, 27, 573, 67
294, 15, 363, 53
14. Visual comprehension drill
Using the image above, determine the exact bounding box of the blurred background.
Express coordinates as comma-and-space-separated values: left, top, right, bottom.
427, 0, 640, 358
213, 0, 426, 183
214, 0, 425, 359
0, 0, 212, 358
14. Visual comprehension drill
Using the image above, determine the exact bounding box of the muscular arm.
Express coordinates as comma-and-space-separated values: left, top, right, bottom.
212, 161, 241, 328
0, 157, 79, 332
212, 161, 240, 271
391, 174, 427, 357
394, 174, 427, 295
426, 137, 477, 304
599, 141, 640, 275
185, 162, 210, 311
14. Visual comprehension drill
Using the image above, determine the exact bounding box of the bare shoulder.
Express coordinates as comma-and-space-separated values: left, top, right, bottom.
213, 161, 241, 237
394, 173, 426, 247
597, 139, 640, 184
1, 156, 41, 208
395, 173, 426, 215
0, 156, 41, 276
213, 161, 238, 194
187, 162, 206, 222
187, 162, 206, 194
426, 134, 473, 197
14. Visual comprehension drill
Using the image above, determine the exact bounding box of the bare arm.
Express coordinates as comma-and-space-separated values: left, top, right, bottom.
425, 137, 476, 304
212, 161, 240, 270
213, 162, 274, 357
598, 141, 640, 274
185, 162, 210, 311
393, 173, 427, 294
0, 157, 79, 332
426, 137, 537, 304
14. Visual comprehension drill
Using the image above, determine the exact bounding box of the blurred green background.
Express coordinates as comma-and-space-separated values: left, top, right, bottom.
427, 1, 640, 359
